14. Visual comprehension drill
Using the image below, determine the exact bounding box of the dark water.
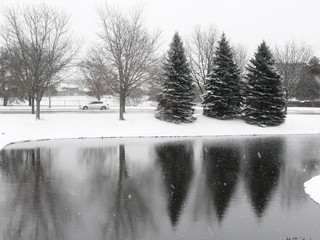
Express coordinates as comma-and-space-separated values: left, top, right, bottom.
0, 135, 320, 240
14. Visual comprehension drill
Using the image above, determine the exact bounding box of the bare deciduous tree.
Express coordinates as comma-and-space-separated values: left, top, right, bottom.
98, 5, 160, 120
144, 53, 166, 102
186, 25, 218, 94
1, 4, 79, 119
273, 39, 314, 105
0, 47, 25, 106
232, 44, 249, 79
232, 44, 249, 103
79, 48, 113, 100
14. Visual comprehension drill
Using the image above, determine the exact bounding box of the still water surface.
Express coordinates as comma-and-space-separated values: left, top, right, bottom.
0, 135, 320, 240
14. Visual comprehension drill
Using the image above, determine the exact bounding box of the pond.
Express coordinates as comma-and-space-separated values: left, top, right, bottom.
0, 135, 320, 240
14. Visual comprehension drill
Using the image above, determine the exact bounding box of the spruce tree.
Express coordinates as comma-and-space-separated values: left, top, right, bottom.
202, 33, 241, 119
156, 32, 196, 123
243, 41, 286, 127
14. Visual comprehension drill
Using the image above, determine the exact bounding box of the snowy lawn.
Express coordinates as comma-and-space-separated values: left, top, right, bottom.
1, 111, 320, 205
1, 112, 320, 150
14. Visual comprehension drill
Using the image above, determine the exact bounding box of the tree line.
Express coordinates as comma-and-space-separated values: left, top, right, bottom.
156, 32, 285, 127
0, 4, 319, 121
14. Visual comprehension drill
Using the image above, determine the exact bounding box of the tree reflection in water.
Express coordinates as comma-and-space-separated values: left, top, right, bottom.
0, 136, 319, 240
79, 144, 156, 240
203, 141, 241, 222
0, 148, 71, 240
244, 137, 284, 218
155, 141, 194, 227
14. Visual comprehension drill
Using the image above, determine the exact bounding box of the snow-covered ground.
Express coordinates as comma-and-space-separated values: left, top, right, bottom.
2, 110, 320, 150
1, 108, 320, 206
305, 176, 320, 205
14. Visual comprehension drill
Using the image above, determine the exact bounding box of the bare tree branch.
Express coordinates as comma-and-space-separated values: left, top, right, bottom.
273, 39, 314, 103
1, 4, 80, 119
0, 47, 25, 105
232, 43, 249, 80
79, 48, 113, 100
186, 25, 218, 94
98, 4, 160, 120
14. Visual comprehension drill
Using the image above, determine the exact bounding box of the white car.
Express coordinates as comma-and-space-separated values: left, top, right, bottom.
80, 101, 110, 110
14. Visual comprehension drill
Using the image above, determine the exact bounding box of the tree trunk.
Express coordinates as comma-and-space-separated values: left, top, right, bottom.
197, 82, 204, 94
122, 94, 126, 114
31, 98, 35, 114
119, 92, 125, 120
3, 97, 8, 106
48, 87, 51, 109
36, 98, 41, 120
285, 105, 288, 115
284, 95, 288, 115
119, 81, 125, 120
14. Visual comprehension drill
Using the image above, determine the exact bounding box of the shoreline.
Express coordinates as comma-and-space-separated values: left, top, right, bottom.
1, 111, 320, 150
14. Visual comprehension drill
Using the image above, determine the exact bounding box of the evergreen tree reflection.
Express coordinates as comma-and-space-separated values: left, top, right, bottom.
203, 141, 241, 222
0, 148, 71, 240
155, 141, 194, 227
244, 137, 283, 218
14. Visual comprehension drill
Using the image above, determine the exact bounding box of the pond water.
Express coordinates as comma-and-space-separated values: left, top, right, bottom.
0, 135, 320, 240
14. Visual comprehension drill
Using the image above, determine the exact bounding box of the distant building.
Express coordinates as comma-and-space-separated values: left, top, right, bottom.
57, 83, 83, 96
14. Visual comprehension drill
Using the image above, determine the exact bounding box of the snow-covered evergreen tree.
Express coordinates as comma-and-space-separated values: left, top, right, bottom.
202, 33, 241, 119
156, 32, 196, 123
243, 41, 286, 127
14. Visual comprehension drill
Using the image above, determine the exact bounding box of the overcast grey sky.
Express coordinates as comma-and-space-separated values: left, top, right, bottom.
1, 0, 319, 56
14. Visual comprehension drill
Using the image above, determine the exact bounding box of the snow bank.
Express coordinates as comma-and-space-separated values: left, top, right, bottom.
304, 176, 320, 205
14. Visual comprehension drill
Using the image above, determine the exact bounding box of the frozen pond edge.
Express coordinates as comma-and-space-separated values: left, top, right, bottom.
304, 176, 320, 206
